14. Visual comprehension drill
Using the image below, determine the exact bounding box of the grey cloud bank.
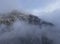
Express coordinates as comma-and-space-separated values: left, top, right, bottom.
0, 0, 60, 44
0, 0, 56, 13
0, 0, 22, 13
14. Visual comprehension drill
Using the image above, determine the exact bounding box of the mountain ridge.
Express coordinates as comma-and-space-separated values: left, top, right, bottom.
0, 10, 54, 27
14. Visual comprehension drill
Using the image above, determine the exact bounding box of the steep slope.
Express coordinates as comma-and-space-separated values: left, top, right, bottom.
0, 10, 54, 27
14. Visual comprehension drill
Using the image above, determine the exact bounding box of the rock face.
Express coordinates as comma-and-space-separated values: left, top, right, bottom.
0, 10, 54, 27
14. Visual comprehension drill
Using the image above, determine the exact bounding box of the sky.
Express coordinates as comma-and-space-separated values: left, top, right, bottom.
0, 0, 60, 23
0, 0, 59, 13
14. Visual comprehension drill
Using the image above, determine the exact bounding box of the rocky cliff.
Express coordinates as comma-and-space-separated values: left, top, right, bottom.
0, 10, 54, 27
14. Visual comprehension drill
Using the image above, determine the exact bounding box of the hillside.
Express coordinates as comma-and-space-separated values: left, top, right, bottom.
0, 10, 54, 44
0, 10, 54, 27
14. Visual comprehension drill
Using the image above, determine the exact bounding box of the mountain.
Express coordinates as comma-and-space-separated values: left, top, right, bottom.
0, 10, 54, 44
0, 10, 54, 27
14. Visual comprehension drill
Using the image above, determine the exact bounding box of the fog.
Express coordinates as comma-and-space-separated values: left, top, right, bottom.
32, 9, 60, 44
0, 0, 60, 44
0, 18, 48, 44
0, 10, 60, 44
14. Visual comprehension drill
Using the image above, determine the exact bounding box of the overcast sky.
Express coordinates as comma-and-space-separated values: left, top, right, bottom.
0, 0, 59, 13
0, 0, 60, 23
0, 0, 60, 20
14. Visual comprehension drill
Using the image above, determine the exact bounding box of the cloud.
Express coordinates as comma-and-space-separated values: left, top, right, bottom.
0, 0, 60, 44
0, 0, 56, 13
29, 1, 60, 44
31, 0, 60, 15
30, 0, 60, 26
0, 0, 22, 13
